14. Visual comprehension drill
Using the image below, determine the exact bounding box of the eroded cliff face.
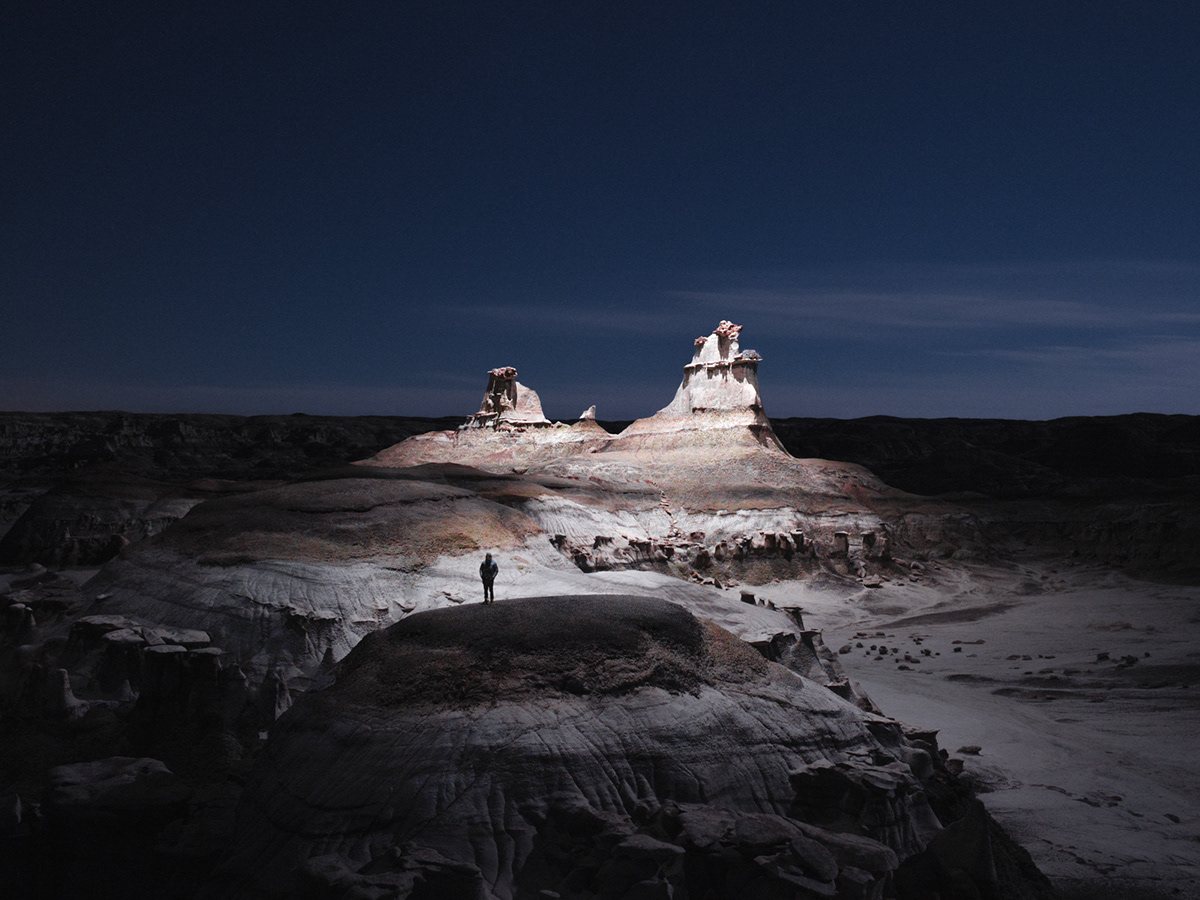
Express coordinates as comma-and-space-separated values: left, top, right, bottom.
606, 321, 783, 455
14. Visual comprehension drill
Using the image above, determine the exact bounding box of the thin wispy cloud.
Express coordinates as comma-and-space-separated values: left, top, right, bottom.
440, 301, 688, 336
656, 260, 1200, 418
959, 338, 1200, 378
402, 260, 1200, 349
671, 261, 1200, 336
671, 288, 1140, 331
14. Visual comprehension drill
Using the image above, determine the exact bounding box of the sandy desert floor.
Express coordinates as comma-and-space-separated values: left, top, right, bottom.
753, 562, 1200, 899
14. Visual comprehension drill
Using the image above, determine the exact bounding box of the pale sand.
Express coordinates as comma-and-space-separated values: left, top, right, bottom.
755, 563, 1200, 898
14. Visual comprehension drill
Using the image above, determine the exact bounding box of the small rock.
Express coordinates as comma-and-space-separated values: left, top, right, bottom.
614, 834, 684, 862
0, 793, 20, 832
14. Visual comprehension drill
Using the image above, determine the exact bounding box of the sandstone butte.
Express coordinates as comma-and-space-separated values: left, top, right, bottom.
14, 321, 1051, 900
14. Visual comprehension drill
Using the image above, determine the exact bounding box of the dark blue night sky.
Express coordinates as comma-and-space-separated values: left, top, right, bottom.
4, 2, 1199, 419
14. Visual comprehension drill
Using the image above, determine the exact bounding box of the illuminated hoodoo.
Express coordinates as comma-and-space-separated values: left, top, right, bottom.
658, 320, 766, 415
461, 366, 551, 429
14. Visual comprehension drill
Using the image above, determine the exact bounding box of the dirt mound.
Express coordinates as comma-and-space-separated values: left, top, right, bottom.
324, 595, 768, 709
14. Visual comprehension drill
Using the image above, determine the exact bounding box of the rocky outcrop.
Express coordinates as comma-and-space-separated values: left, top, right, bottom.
222, 596, 953, 899
0, 412, 460, 484
462, 367, 552, 429
660, 320, 765, 416
4, 408, 1199, 583
74, 467, 554, 684
60, 462, 900, 711
0, 332, 1105, 898
366, 320, 789, 468
0, 412, 464, 569
605, 320, 785, 456
771, 414, 1200, 581
50, 318, 980, 696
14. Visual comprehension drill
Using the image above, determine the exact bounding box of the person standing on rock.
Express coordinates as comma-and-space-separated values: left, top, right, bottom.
480, 552, 499, 603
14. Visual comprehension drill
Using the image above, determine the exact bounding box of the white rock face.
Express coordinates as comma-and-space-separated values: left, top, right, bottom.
462, 367, 552, 429
659, 320, 766, 416
16, 324, 1036, 899
60, 319, 963, 715
367, 319, 788, 469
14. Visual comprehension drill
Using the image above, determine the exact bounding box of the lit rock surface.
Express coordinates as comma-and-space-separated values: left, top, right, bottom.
70, 448, 950, 699
463, 366, 552, 429
65, 323, 976, 696
367, 320, 787, 467
659, 319, 766, 416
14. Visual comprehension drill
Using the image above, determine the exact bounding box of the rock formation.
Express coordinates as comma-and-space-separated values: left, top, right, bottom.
0, 474, 200, 567
462, 367, 551, 429
0, 321, 1070, 899
660, 320, 765, 416
43, 321, 973, 700
368, 320, 786, 470
222, 596, 972, 900
608, 320, 784, 455
0, 412, 464, 568
3, 384, 1197, 897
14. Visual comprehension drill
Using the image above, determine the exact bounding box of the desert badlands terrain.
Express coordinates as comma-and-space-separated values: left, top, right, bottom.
1, 322, 1197, 899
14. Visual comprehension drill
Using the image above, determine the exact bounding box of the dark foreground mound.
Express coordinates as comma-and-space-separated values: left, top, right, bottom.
330, 595, 767, 709
212, 596, 1050, 900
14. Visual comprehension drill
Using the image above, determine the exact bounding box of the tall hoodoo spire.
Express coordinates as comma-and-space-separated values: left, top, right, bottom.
659, 320, 766, 416
461, 366, 551, 429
